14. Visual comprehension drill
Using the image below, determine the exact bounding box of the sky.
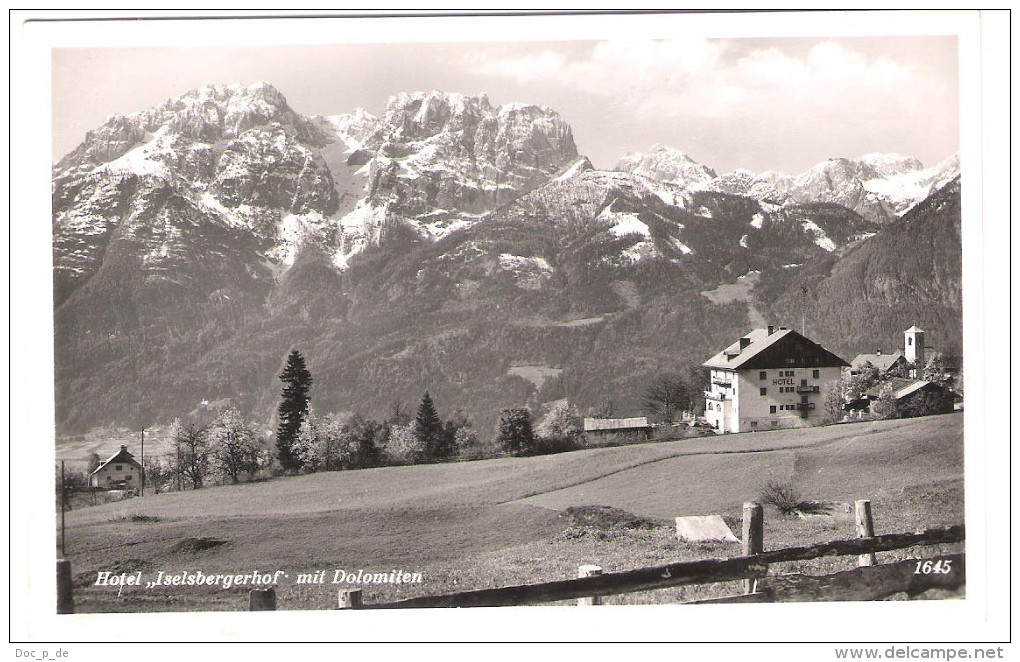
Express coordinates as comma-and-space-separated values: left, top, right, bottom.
51, 35, 959, 174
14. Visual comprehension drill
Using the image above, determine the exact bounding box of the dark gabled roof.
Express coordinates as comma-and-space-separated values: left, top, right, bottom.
851, 351, 906, 373
703, 328, 849, 371
91, 446, 141, 475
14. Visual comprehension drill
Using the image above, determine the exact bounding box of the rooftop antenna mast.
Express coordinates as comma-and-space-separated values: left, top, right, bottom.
800, 284, 808, 335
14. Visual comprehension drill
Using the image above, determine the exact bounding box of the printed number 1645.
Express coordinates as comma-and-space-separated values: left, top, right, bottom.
915, 559, 953, 574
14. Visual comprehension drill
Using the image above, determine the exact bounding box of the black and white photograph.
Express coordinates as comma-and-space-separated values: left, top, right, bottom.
9, 9, 1011, 649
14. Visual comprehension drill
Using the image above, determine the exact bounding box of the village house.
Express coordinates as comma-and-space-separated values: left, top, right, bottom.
89, 445, 142, 489
703, 325, 849, 434
846, 377, 959, 420
849, 349, 908, 377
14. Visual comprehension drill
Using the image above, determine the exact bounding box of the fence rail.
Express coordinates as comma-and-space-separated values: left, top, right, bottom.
360, 524, 964, 609
56, 506, 965, 613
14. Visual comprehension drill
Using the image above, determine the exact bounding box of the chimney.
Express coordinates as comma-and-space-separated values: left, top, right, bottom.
120, 445, 127, 451
779, 325, 787, 330
877, 349, 882, 355
739, 337, 751, 350
767, 325, 775, 335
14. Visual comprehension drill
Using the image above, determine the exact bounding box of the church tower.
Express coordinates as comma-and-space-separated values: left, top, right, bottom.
904, 325, 925, 372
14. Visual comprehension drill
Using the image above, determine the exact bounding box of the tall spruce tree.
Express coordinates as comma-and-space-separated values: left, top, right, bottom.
414, 391, 445, 461
276, 349, 313, 471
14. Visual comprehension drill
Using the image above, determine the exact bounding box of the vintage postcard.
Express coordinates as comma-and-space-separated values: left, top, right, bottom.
10, 9, 1010, 648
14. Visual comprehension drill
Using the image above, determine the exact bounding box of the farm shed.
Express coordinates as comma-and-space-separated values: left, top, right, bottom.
89, 445, 142, 489
885, 379, 957, 417
583, 417, 653, 444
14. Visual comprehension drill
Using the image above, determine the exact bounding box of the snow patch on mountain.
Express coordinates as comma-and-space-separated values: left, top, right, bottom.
669, 237, 693, 255
621, 241, 660, 263
750, 213, 764, 229
268, 211, 335, 266
553, 157, 593, 183
498, 254, 554, 289
801, 220, 836, 252
92, 128, 171, 179
739, 234, 749, 248
199, 192, 255, 229
601, 209, 651, 239
861, 154, 960, 216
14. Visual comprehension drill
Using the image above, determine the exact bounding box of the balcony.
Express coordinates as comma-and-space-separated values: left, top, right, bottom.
797, 402, 816, 417
796, 385, 820, 394
712, 377, 733, 387
704, 390, 731, 401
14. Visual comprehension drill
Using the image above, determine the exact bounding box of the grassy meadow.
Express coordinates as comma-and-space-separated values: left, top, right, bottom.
61, 413, 964, 612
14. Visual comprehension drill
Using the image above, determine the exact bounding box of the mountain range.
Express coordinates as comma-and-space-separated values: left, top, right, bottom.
52, 83, 962, 436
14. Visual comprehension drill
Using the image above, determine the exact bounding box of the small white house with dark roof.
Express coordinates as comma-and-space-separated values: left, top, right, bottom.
89, 445, 142, 489
703, 325, 849, 434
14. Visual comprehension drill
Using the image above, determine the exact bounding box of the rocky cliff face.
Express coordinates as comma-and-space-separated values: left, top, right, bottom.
616, 147, 960, 226
53, 84, 581, 299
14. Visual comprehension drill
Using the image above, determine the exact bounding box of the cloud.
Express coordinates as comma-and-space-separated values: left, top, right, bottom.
470, 38, 941, 132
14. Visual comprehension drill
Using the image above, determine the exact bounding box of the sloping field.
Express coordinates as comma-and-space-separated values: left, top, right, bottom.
517, 414, 963, 518
66, 415, 954, 525
62, 414, 964, 612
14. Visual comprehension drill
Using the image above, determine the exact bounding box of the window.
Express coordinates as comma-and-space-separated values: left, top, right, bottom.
801, 379, 808, 387
759, 371, 767, 380
769, 405, 777, 414
812, 369, 820, 378
115, 465, 122, 470
751, 421, 758, 428
125, 475, 132, 480
760, 387, 767, 396
908, 337, 913, 346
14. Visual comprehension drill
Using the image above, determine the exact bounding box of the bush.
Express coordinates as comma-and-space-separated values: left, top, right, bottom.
529, 434, 580, 456
759, 480, 801, 515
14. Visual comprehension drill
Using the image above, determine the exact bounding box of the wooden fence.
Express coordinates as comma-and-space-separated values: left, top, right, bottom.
56, 500, 965, 613
269, 499, 964, 610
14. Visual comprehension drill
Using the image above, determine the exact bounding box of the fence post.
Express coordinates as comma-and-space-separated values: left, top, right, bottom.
57, 559, 74, 614
742, 502, 764, 594
338, 588, 363, 609
855, 499, 877, 566
577, 565, 603, 606
248, 587, 276, 611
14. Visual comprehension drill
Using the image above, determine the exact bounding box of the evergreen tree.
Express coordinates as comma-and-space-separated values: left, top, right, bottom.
497, 407, 536, 456
414, 391, 446, 460
276, 349, 313, 472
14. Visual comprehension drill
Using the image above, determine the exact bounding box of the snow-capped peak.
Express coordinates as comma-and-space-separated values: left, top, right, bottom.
614, 144, 717, 188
